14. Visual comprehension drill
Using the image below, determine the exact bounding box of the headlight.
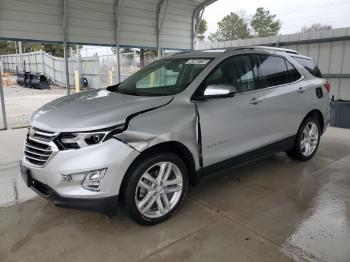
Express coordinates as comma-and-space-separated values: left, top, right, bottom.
56, 124, 125, 149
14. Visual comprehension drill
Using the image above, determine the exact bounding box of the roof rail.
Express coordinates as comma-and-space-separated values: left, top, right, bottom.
168, 50, 194, 57
253, 46, 299, 54
224, 46, 299, 54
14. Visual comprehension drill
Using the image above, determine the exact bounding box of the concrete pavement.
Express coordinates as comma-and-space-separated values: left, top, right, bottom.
0, 128, 36, 207
0, 127, 350, 261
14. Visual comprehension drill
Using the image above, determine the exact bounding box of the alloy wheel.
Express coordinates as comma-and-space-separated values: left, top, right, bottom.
300, 122, 319, 156
135, 162, 183, 218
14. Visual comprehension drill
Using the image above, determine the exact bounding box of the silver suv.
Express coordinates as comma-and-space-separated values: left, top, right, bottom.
20, 46, 330, 225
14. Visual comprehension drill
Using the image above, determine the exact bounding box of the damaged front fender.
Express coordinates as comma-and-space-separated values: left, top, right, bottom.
113, 100, 201, 171
115, 131, 158, 152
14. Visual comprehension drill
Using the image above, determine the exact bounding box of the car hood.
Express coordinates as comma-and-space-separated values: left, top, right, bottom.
31, 89, 173, 132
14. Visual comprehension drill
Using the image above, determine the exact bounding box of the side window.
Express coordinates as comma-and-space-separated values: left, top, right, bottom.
204, 55, 256, 94
256, 55, 289, 88
285, 60, 302, 82
292, 57, 322, 78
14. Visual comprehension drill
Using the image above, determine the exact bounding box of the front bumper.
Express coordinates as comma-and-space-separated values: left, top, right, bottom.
21, 164, 118, 214
21, 138, 139, 213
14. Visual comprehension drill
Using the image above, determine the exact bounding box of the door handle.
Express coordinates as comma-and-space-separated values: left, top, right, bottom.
249, 97, 262, 105
298, 87, 306, 93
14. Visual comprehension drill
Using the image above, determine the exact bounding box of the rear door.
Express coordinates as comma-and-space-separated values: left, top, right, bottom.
252, 54, 308, 140
291, 56, 329, 126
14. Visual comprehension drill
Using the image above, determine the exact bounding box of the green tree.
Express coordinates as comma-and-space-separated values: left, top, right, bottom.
41, 44, 82, 57
22, 42, 43, 52
0, 41, 81, 57
0, 41, 16, 55
251, 7, 281, 37
300, 23, 332, 33
209, 12, 250, 41
197, 18, 208, 40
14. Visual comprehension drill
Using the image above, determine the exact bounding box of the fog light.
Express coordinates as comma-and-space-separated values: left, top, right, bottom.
81, 168, 107, 191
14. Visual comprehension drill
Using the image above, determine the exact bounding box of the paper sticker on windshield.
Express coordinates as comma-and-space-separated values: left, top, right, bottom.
185, 59, 210, 65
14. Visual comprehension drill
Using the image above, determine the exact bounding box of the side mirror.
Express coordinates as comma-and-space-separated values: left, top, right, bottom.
196, 84, 236, 100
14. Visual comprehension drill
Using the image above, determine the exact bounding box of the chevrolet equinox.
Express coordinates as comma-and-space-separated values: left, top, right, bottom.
21, 46, 330, 225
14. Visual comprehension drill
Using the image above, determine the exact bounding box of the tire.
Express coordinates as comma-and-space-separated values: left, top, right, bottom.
124, 153, 189, 225
286, 117, 321, 161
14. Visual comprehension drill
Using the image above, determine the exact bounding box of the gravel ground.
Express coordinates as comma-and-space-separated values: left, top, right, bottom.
3, 85, 66, 128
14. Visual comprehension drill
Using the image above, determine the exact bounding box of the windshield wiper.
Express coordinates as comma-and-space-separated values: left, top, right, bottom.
117, 89, 140, 96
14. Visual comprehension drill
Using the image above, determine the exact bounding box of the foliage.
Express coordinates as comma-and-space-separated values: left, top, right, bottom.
43, 44, 82, 57
112, 47, 158, 57
251, 7, 281, 37
209, 12, 250, 41
301, 23, 332, 33
0, 41, 81, 57
0, 41, 16, 55
197, 18, 208, 40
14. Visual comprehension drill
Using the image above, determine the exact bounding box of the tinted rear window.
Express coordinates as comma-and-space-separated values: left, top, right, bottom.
285, 60, 302, 82
256, 55, 289, 88
292, 57, 322, 78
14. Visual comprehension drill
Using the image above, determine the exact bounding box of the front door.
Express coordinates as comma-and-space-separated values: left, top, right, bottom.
195, 54, 271, 167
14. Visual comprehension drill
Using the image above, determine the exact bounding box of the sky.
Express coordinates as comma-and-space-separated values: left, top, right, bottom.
203, 0, 350, 35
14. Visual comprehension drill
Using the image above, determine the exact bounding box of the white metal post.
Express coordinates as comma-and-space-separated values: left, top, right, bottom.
76, 45, 81, 90
114, 0, 123, 83
192, 7, 204, 50
191, 8, 198, 50
18, 41, 23, 71
62, 0, 70, 95
0, 63, 8, 130
76, 45, 81, 74
276, 36, 280, 47
41, 51, 45, 75
192, 1, 215, 50
0, 61, 3, 76
116, 46, 121, 83
63, 44, 70, 94
34, 52, 38, 72
157, 0, 168, 58
52, 57, 56, 83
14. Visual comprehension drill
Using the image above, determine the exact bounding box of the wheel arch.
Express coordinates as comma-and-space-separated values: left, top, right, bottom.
118, 141, 197, 203
303, 109, 325, 133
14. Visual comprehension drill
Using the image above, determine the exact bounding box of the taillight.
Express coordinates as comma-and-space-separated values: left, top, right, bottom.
324, 81, 331, 93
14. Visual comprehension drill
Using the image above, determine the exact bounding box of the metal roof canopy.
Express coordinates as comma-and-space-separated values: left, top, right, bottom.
0, 0, 216, 130
0, 0, 216, 50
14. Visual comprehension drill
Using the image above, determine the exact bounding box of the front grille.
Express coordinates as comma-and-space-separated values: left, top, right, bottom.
24, 128, 59, 167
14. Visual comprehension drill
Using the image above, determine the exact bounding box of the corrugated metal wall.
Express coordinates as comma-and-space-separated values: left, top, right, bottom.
0, 0, 63, 42
284, 41, 350, 100
0, 0, 208, 50
197, 27, 350, 100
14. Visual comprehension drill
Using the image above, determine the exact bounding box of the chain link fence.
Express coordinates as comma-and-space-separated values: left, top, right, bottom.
0, 51, 157, 89
0, 50, 159, 129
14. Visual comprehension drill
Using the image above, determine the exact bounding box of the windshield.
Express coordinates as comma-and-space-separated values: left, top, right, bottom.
108, 58, 212, 96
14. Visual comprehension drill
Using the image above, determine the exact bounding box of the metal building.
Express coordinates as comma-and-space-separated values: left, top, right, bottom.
0, 0, 216, 130
0, 0, 215, 50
